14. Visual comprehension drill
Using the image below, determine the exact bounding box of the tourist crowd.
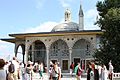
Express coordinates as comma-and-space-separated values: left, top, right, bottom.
86, 61, 114, 80
69, 61, 114, 80
0, 57, 114, 80
0, 57, 62, 80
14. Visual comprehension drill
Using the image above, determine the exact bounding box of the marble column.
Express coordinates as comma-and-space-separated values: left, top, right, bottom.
14, 44, 17, 57
24, 43, 29, 64
46, 46, 49, 69
69, 47, 72, 65
85, 59, 86, 72
24, 50, 28, 64
32, 44, 34, 62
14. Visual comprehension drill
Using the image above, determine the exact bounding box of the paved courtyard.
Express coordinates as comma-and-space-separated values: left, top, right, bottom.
20, 72, 118, 80
32, 73, 86, 80
59, 76, 86, 80
33, 76, 86, 80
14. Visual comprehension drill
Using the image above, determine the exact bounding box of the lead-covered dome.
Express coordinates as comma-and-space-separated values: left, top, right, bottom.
51, 22, 79, 32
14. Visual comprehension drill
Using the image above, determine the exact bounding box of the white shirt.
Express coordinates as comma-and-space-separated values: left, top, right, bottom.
0, 69, 6, 80
4, 64, 9, 74
109, 64, 113, 73
39, 65, 44, 71
98, 65, 102, 75
12, 60, 19, 73
52, 67, 59, 77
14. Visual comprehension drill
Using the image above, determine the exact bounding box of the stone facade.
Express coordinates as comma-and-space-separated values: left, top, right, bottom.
14, 33, 100, 72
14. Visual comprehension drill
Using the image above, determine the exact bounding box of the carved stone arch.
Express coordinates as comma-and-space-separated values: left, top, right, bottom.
49, 39, 69, 59
49, 38, 68, 48
29, 39, 46, 49
49, 39, 70, 72
72, 38, 92, 70
50, 39, 68, 48
49, 39, 69, 72
15, 44, 25, 62
15, 44, 25, 56
27, 40, 46, 64
72, 38, 91, 49
26, 39, 47, 51
72, 39, 91, 60
27, 39, 47, 52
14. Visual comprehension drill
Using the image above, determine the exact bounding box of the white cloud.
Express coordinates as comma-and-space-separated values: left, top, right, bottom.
58, 0, 73, 8
0, 40, 14, 60
85, 8, 98, 20
84, 22, 100, 30
24, 21, 58, 33
0, 41, 7, 52
84, 8, 100, 30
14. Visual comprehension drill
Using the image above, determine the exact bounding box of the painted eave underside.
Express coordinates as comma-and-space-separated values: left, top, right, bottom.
1, 30, 103, 43
1, 38, 16, 43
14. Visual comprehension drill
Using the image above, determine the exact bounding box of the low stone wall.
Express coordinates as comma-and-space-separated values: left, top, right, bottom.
113, 73, 120, 80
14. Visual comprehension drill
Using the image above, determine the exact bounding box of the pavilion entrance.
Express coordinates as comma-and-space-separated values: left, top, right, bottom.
49, 39, 69, 72
74, 58, 80, 67
28, 40, 46, 65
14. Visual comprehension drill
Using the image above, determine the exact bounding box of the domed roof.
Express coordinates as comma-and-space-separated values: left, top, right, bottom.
51, 22, 79, 32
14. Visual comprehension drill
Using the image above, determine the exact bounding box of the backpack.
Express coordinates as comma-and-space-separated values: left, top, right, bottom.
70, 64, 74, 69
8, 63, 15, 73
74, 66, 78, 73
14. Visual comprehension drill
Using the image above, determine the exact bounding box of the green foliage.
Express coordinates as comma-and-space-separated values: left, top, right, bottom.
94, 0, 120, 72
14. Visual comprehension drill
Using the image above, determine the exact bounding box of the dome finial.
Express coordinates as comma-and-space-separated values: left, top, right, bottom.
65, 8, 71, 22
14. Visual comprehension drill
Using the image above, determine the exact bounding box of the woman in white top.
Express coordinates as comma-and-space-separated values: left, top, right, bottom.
0, 58, 6, 80
101, 64, 108, 80
52, 63, 59, 80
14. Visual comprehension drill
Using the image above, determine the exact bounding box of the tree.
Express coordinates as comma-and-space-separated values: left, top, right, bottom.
94, 0, 120, 72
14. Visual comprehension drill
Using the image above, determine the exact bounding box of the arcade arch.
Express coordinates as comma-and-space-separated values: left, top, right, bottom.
72, 39, 91, 69
28, 40, 46, 64
50, 39, 69, 72
16, 44, 25, 63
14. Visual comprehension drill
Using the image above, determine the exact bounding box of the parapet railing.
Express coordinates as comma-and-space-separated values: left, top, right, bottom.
113, 73, 120, 80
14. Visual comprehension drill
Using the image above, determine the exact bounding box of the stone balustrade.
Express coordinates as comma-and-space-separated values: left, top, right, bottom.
113, 73, 120, 80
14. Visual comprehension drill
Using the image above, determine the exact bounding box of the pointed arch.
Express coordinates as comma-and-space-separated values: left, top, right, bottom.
73, 39, 90, 49
49, 39, 69, 71
16, 44, 25, 63
72, 39, 91, 55
50, 39, 69, 56
28, 40, 46, 64
72, 39, 91, 68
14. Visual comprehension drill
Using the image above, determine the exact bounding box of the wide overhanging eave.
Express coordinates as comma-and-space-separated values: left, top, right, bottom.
1, 38, 16, 43
8, 30, 103, 38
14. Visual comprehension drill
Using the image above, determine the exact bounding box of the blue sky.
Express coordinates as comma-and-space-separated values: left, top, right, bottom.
0, 0, 102, 60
